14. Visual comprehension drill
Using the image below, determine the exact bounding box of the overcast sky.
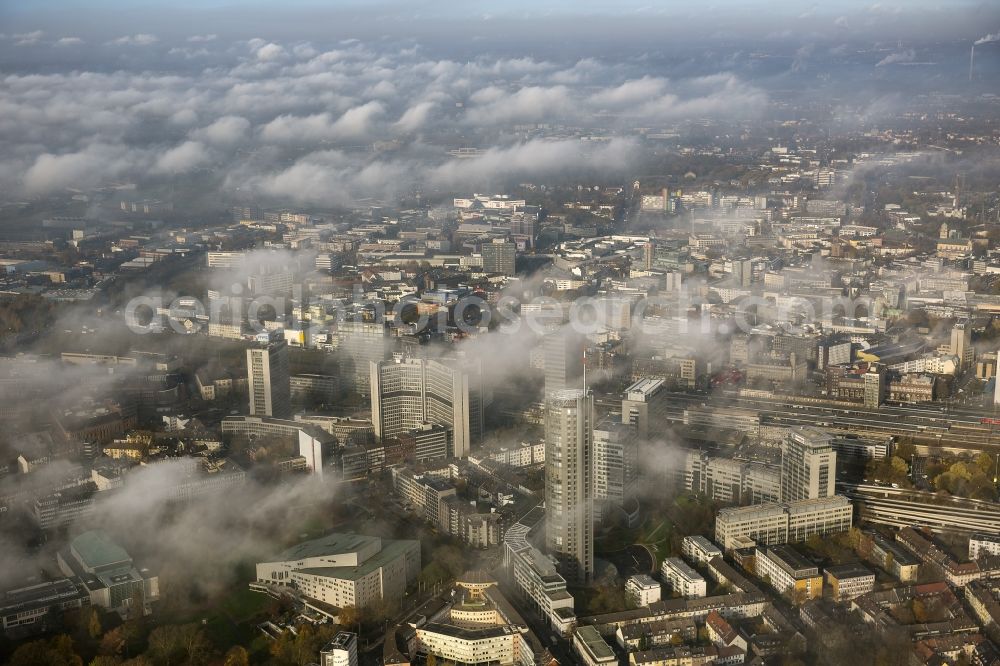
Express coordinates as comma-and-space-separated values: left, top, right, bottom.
3, 0, 997, 45
0, 0, 996, 208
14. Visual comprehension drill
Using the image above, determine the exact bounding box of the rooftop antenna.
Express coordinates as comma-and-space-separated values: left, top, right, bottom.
970, 44, 976, 82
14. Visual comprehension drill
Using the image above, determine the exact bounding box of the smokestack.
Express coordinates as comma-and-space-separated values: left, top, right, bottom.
970, 44, 975, 82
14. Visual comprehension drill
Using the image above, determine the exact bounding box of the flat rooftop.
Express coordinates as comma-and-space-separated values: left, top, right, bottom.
295, 539, 417, 583
763, 544, 817, 575
276, 532, 381, 561
70, 530, 131, 571
575, 625, 615, 661
825, 563, 874, 579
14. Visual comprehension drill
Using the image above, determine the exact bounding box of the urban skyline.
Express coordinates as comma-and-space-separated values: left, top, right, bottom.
2, 2, 1000, 666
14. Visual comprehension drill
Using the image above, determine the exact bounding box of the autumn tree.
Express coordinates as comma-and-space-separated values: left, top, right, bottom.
223, 646, 250, 666
146, 623, 211, 666
90, 657, 123, 666
88, 607, 104, 640
9, 634, 82, 666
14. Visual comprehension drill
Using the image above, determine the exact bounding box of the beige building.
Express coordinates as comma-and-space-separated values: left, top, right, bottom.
715, 496, 852, 551
780, 427, 836, 502
370, 356, 484, 459
247, 338, 291, 419
255, 533, 419, 610
824, 563, 875, 601
755, 545, 823, 602
545, 389, 595, 583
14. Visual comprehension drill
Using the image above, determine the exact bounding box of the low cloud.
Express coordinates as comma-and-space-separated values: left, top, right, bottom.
14, 30, 44, 46
255, 42, 287, 61
875, 49, 915, 67
0, 38, 768, 202
151, 140, 211, 174
191, 116, 251, 146
108, 33, 159, 46
23, 144, 144, 194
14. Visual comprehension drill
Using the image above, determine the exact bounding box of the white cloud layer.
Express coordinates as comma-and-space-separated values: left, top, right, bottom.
0, 39, 769, 204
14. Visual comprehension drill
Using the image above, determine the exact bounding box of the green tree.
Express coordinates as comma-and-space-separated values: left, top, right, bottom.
890, 456, 908, 478
975, 452, 995, 475
950, 461, 973, 481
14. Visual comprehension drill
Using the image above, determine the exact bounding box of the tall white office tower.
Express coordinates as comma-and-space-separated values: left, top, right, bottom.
952, 320, 974, 370
370, 356, 484, 458
780, 426, 837, 502
593, 418, 639, 524
482, 239, 516, 276
543, 329, 585, 397
545, 389, 594, 583
338, 320, 388, 394
247, 339, 291, 419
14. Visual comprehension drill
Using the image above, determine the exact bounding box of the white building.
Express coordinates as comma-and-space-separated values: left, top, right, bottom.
660, 557, 707, 599
754, 545, 822, 601
247, 338, 291, 419
621, 378, 667, 440
625, 574, 662, 607
370, 356, 484, 458
413, 580, 541, 666
781, 427, 837, 502
320, 632, 358, 666
824, 564, 875, 601
545, 389, 594, 583
57, 530, 159, 617
502, 511, 575, 634
254, 533, 420, 610
970, 533, 1000, 560
573, 625, 617, 666
593, 419, 639, 523
715, 496, 852, 551
682, 536, 723, 565
416, 624, 523, 665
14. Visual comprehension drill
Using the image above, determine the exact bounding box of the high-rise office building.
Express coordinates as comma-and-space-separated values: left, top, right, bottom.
592, 418, 639, 524
338, 320, 388, 394
545, 389, 594, 583
863, 364, 885, 408
543, 330, 585, 397
247, 268, 294, 297
247, 339, 291, 419
621, 377, 667, 440
780, 427, 836, 502
370, 356, 484, 458
952, 320, 974, 370
644, 238, 690, 272
732, 258, 753, 286
482, 239, 516, 276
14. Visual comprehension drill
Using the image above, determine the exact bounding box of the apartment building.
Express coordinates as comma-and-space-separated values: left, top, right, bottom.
660, 557, 707, 599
